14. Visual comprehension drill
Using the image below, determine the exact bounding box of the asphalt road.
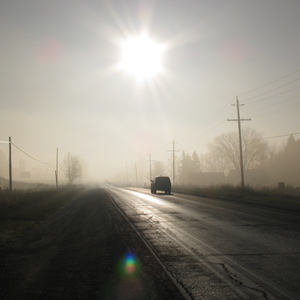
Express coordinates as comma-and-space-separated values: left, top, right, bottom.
107, 186, 300, 300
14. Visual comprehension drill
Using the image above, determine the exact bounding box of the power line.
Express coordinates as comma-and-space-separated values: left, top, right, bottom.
248, 102, 300, 119
238, 68, 300, 97
242, 94, 300, 116
251, 110, 300, 126
11, 142, 55, 165
176, 99, 234, 142
181, 117, 230, 144
151, 106, 232, 155
263, 132, 300, 139
245, 85, 300, 104
172, 112, 236, 152
176, 70, 300, 147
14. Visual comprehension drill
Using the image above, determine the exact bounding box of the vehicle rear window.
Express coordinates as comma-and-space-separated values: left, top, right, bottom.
156, 177, 170, 184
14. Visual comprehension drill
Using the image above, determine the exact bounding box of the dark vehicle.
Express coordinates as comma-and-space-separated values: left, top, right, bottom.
151, 176, 171, 194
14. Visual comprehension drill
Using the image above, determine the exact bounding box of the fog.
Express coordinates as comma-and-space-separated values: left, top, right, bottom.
1, 0, 300, 186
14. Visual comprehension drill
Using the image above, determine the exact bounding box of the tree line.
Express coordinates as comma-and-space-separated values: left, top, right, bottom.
1, 127, 299, 187
150, 127, 300, 187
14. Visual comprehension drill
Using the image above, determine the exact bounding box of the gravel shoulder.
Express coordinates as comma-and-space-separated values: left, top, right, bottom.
0, 188, 185, 300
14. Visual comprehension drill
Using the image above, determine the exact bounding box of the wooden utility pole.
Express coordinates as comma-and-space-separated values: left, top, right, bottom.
227, 97, 251, 188
147, 153, 152, 180
168, 139, 180, 186
9, 136, 12, 191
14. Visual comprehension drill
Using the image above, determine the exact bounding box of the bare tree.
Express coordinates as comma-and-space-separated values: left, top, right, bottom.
207, 127, 269, 174
61, 153, 84, 184
204, 152, 232, 174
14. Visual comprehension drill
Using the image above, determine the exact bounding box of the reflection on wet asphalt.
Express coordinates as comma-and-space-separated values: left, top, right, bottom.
108, 186, 300, 300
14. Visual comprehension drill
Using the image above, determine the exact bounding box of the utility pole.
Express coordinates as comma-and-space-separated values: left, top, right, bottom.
147, 153, 152, 180
9, 136, 12, 191
168, 139, 180, 186
227, 96, 251, 188
55, 148, 58, 190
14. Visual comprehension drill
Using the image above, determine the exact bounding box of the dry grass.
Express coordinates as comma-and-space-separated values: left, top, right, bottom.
171, 184, 300, 210
0, 186, 85, 246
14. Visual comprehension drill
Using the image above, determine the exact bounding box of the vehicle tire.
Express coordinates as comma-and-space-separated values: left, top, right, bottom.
153, 190, 156, 194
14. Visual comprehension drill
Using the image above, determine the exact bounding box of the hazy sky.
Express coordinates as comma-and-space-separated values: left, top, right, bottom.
1, 0, 300, 183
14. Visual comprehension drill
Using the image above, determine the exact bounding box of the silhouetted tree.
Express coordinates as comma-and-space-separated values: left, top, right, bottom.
61, 153, 84, 184
204, 152, 231, 174
268, 135, 300, 185
178, 151, 202, 184
191, 151, 201, 172
199, 154, 209, 172
207, 127, 269, 174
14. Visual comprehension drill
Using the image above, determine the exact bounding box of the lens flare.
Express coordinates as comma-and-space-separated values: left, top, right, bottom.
118, 252, 141, 278
125, 253, 135, 274
37, 38, 66, 63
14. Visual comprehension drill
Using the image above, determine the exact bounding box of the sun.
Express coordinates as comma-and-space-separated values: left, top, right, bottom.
119, 33, 165, 80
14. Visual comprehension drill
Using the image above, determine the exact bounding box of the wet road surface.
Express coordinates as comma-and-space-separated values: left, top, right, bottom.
107, 186, 300, 300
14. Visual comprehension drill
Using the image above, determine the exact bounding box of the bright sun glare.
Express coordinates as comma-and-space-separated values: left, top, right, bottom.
119, 33, 165, 80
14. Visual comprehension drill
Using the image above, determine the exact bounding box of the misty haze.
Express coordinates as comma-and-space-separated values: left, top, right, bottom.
1, 1, 300, 300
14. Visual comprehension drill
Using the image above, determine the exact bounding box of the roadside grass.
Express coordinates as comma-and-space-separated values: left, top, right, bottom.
0, 187, 84, 246
171, 184, 300, 211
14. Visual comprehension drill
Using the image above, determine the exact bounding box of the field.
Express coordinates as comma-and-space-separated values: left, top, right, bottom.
0, 187, 85, 247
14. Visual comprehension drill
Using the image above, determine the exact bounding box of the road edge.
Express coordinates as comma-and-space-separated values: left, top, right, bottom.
106, 189, 193, 300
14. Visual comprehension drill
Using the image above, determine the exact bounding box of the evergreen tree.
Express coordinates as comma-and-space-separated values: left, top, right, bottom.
268, 135, 300, 185
191, 151, 201, 172
178, 151, 201, 184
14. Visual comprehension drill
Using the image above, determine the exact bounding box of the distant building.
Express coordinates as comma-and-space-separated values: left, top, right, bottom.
188, 172, 225, 186
227, 169, 270, 186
